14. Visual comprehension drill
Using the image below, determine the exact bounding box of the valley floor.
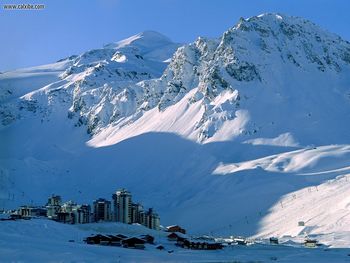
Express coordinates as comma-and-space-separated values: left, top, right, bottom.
1, 218, 350, 263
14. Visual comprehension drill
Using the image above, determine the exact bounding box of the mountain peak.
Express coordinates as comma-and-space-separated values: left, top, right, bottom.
104, 30, 175, 50
246, 13, 308, 25
137, 30, 172, 41
234, 12, 335, 39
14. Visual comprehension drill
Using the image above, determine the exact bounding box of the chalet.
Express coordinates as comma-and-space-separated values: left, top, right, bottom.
166, 225, 186, 234
85, 234, 111, 245
304, 239, 317, 248
85, 235, 100, 244
183, 239, 191, 249
235, 237, 247, 245
176, 236, 188, 247
192, 242, 201, 249
234, 237, 253, 246
122, 237, 146, 249
100, 236, 113, 246
207, 242, 224, 250
116, 234, 128, 239
186, 241, 223, 250
269, 237, 279, 244
139, 234, 155, 244
107, 235, 123, 246
177, 238, 223, 250
167, 232, 180, 241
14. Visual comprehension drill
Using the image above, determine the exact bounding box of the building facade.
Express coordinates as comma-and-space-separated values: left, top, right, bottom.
73, 204, 91, 224
56, 201, 91, 224
113, 189, 132, 224
143, 208, 160, 230
18, 206, 47, 217
93, 198, 111, 222
46, 195, 62, 219
39, 191, 160, 228
111, 189, 160, 230
131, 203, 144, 224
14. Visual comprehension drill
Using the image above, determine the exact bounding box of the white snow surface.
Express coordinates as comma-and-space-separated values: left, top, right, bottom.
1, 13, 350, 252
2, 218, 350, 262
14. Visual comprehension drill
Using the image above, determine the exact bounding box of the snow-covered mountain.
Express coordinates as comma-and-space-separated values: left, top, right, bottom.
1, 13, 350, 247
90, 13, 350, 146
0, 30, 181, 134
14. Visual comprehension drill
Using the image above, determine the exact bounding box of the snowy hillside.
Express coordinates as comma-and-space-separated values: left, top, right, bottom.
1, 13, 350, 247
2, 219, 350, 262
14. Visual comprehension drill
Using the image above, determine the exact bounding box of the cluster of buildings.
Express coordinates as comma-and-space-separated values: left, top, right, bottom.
16, 195, 93, 224
167, 232, 223, 250
84, 233, 155, 250
93, 188, 160, 230
46, 195, 91, 224
13, 188, 160, 230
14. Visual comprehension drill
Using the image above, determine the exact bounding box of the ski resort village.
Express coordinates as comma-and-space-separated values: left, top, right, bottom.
2, 5, 350, 262
1, 188, 349, 261
8, 188, 161, 230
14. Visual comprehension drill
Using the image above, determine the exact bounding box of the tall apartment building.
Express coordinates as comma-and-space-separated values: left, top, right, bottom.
60, 200, 76, 213
131, 203, 144, 224
46, 195, 62, 219
93, 198, 111, 222
143, 208, 160, 230
112, 188, 132, 224
73, 204, 91, 224
58, 201, 91, 224
110, 188, 160, 230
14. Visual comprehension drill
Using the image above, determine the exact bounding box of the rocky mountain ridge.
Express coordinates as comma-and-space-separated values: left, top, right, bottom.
2, 14, 350, 146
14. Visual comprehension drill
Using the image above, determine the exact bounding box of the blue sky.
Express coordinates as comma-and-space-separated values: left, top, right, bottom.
0, 0, 349, 71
